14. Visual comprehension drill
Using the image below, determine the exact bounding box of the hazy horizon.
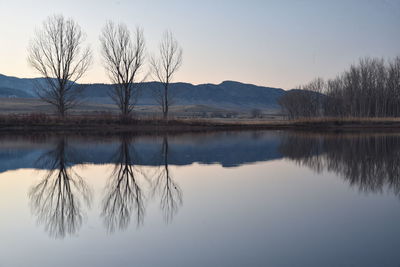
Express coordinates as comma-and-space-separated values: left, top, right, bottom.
1, 0, 399, 90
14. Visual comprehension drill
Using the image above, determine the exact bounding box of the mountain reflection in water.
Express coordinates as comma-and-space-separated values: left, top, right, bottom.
0, 131, 399, 238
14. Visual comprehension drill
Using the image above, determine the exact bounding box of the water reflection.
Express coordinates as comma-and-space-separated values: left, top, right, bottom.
17, 131, 400, 238
29, 137, 92, 238
4, 131, 400, 266
151, 136, 182, 223
280, 133, 400, 196
101, 135, 183, 232
101, 135, 146, 232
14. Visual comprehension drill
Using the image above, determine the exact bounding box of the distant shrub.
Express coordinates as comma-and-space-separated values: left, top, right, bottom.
27, 113, 49, 123
251, 108, 262, 118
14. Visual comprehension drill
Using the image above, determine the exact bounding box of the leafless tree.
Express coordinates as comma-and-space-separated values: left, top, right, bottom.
278, 91, 303, 119
385, 56, 400, 116
251, 108, 262, 118
282, 56, 400, 119
300, 77, 325, 117
278, 78, 325, 119
324, 57, 392, 117
28, 15, 92, 117
100, 22, 145, 117
150, 31, 183, 120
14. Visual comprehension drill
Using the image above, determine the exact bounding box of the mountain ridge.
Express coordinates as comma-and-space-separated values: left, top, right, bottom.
0, 73, 286, 110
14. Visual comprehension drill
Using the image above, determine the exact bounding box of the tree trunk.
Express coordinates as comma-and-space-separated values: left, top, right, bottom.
164, 84, 169, 121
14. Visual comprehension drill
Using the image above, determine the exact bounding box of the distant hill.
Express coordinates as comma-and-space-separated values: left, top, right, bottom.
0, 74, 47, 97
0, 73, 286, 110
0, 87, 34, 98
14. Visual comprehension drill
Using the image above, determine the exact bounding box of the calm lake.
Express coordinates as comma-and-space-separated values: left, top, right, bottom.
1, 131, 400, 267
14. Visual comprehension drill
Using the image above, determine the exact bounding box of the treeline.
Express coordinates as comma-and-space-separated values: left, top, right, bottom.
279, 57, 400, 119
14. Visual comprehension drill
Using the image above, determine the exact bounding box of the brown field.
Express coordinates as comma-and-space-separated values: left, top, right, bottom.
0, 98, 281, 119
0, 98, 399, 133
0, 113, 398, 133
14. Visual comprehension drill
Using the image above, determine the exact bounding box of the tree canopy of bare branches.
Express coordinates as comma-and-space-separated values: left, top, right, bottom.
278, 77, 325, 119
100, 22, 145, 116
150, 31, 183, 120
279, 56, 400, 119
28, 15, 92, 117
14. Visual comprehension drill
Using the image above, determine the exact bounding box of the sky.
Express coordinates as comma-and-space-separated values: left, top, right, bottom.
0, 0, 399, 89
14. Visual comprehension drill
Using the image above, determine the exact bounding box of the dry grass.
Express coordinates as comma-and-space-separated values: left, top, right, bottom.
0, 113, 399, 133
290, 116, 400, 123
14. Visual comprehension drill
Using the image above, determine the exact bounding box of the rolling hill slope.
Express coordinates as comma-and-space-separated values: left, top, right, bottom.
0, 73, 286, 110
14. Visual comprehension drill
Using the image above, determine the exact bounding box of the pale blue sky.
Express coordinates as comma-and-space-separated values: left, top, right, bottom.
0, 0, 399, 89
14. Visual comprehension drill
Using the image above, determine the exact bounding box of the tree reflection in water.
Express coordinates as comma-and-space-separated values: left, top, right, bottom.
280, 133, 400, 196
25, 132, 400, 237
101, 135, 146, 232
29, 137, 92, 238
102, 135, 182, 232
151, 136, 182, 223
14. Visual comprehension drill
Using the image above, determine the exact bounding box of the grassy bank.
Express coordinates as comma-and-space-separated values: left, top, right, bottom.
281, 117, 400, 128
0, 114, 400, 133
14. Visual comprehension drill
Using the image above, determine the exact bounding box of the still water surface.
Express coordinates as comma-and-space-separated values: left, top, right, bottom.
0, 131, 399, 267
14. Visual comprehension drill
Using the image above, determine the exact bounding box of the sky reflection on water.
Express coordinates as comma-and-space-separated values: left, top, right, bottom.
0, 131, 400, 267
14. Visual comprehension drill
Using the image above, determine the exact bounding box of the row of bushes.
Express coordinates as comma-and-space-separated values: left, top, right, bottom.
0, 113, 156, 125
0, 113, 235, 127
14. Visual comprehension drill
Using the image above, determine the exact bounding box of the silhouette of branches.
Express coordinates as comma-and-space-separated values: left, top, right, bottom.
280, 133, 400, 196
100, 22, 146, 116
28, 15, 92, 117
150, 31, 183, 120
151, 136, 182, 223
101, 136, 146, 232
29, 138, 91, 238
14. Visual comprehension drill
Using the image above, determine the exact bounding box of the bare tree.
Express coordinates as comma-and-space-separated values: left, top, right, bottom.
278, 78, 325, 120
324, 57, 395, 118
100, 22, 145, 117
251, 108, 262, 118
299, 77, 325, 117
387, 57, 400, 116
150, 31, 183, 120
282, 56, 400, 119
28, 15, 92, 117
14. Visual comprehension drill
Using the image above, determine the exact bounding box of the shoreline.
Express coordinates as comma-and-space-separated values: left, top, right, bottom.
0, 116, 400, 133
